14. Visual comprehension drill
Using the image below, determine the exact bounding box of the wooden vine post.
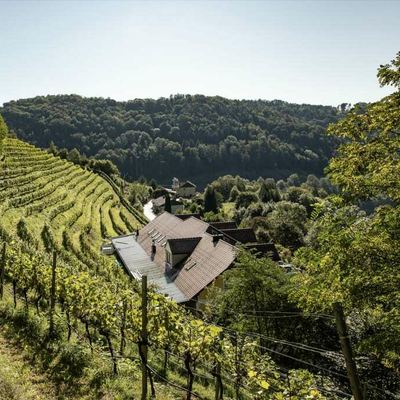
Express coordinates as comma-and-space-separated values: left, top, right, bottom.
49, 251, 57, 336
120, 299, 127, 355
0, 242, 5, 300
214, 361, 223, 400
333, 302, 364, 400
141, 275, 148, 400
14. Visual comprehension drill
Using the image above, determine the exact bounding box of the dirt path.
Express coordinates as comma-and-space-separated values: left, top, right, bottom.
0, 332, 58, 400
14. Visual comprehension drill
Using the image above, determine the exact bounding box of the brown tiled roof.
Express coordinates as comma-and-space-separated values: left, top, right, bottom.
137, 213, 236, 300
168, 237, 201, 254
245, 243, 280, 261
209, 221, 237, 230
219, 228, 257, 244
175, 213, 202, 221
152, 196, 165, 207
180, 181, 196, 188
152, 196, 181, 207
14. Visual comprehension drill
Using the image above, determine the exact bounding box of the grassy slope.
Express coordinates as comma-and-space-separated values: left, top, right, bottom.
0, 330, 58, 400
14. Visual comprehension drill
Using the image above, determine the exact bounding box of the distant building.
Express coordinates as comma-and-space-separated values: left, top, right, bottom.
110, 213, 279, 309
152, 196, 184, 214
171, 177, 196, 198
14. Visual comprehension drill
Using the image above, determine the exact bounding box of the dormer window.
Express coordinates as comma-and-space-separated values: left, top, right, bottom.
165, 237, 201, 269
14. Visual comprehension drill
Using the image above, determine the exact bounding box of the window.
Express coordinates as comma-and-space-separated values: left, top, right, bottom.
166, 250, 171, 264
185, 262, 197, 271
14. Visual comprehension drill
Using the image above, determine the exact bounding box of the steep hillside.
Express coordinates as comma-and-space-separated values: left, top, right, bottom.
0, 137, 146, 261
0, 94, 342, 185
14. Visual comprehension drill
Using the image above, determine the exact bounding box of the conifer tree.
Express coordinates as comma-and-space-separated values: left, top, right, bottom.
204, 186, 218, 213
164, 193, 172, 213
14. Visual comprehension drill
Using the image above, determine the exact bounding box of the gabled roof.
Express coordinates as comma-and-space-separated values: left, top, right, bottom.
152, 196, 182, 207
168, 237, 201, 254
180, 181, 196, 188
152, 196, 165, 207
209, 221, 237, 230
110, 234, 189, 303
137, 213, 236, 300
175, 213, 202, 221
245, 243, 280, 262
219, 228, 257, 244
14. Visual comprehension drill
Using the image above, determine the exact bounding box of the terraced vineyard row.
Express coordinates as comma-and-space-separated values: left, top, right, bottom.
0, 161, 74, 189
0, 138, 144, 267
0, 158, 65, 180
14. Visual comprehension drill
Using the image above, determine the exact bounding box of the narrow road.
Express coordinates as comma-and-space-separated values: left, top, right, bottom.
143, 200, 156, 221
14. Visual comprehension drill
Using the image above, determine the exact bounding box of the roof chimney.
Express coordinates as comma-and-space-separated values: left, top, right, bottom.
151, 240, 156, 260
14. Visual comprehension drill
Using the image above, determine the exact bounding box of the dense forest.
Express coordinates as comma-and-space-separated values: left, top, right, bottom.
0, 95, 341, 185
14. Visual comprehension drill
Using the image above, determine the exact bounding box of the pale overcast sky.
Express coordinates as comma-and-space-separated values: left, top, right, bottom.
0, 0, 399, 107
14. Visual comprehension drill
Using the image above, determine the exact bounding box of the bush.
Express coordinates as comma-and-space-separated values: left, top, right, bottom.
235, 191, 258, 209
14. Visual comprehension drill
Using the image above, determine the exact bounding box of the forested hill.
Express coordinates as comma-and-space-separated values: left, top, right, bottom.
1, 94, 341, 184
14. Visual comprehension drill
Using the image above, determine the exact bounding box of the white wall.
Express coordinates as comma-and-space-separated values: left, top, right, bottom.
177, 187, 195, 197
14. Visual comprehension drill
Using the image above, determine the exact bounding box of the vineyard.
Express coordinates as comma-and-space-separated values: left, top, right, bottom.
0, 138, 145, 257
0, 138, 373, 399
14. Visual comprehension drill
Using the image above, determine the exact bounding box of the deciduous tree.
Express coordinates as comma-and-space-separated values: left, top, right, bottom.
293, 52, 400, 370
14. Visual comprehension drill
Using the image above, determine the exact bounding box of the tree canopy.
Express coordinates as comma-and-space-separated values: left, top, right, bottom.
0, 94, 341, 184
204, 186, 218, 213
292, 52, 400, 370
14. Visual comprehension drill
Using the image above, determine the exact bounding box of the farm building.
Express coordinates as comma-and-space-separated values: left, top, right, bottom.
110, 212, 279, 309
172, 177, 196, 198
152, 196, 184, 214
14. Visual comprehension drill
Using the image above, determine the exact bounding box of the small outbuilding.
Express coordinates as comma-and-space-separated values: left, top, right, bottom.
152, 196, 184, 214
